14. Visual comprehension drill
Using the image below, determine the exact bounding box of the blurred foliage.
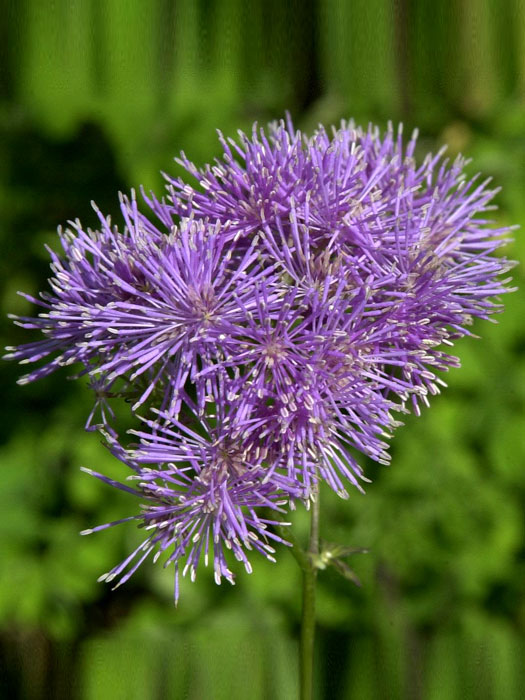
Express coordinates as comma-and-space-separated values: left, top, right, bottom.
1, 0, 525, 698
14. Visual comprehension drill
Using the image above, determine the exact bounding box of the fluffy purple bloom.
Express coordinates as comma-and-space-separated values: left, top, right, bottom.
81, 408, 297, 603
163, 116, 316, 238
7, 116, 515, 598
7, 201, 280, 419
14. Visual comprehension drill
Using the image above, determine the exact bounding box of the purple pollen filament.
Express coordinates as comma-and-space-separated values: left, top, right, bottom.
7, 116, 516, 601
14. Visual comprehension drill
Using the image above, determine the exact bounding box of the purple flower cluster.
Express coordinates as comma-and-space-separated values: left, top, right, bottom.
6, 118, 515, 601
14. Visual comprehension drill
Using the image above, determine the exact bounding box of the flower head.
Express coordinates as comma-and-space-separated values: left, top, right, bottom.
7, 116, 516, 599
82, 407, 297, 602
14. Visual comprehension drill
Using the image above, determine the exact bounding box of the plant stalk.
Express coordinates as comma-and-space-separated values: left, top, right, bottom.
300, 485, 320, 700
273, 485, 321, 699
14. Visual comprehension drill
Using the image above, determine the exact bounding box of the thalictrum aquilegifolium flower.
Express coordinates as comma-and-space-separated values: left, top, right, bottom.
6, 118, 516, 602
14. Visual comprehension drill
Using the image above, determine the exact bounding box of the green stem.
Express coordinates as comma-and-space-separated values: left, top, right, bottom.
272, 485, 321, 699
300, 486, 320, 700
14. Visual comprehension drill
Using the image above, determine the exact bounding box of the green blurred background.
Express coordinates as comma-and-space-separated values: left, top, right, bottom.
1, 1, 525, 698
